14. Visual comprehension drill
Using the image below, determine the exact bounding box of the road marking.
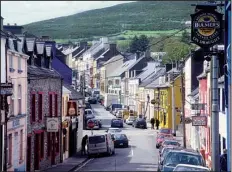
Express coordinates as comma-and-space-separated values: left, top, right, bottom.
130, 147, 134, 157
74, 158, 94, 171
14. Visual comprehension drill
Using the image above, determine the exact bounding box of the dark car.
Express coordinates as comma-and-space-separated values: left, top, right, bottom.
85, 102, 92, 110
88, 96, 98, 104
158, 149, 206, 172
158, 146, 184, 165
132, 117, 147, 129
112, 133, 129, 148
111, 118, 124, 128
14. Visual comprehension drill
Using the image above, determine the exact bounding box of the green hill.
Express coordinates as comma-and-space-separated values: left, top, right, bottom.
23, 1, 198, 40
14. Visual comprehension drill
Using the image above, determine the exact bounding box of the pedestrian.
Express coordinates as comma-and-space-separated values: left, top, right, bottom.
81, 135, 88, 155
150, 118, 155, 129
220, 149, 227, 172
155, 118, 160, 130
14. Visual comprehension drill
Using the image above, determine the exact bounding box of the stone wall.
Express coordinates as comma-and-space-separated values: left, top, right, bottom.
27, 77, 62, 171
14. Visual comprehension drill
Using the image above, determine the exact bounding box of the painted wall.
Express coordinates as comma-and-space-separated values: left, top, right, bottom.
6, 49, 29, 172
1, 38, 6, 83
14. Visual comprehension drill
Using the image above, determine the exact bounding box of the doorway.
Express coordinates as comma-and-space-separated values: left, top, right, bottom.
34, 134, 40, 170
26, 136, 31, 172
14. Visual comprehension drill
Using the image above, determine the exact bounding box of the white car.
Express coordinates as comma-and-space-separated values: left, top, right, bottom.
116, 110, 123, 118
106, 128, 122, 134
173, 164, 210, 171
113, 108, 122, 116
125, 116, 136, 125
85, 109, 95, 119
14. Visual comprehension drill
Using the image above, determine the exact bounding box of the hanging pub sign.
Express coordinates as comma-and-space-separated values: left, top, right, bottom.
47, 117, 59, 132
192, 115, 207, 126
67, 101, 79, 116
190, 8, 223, 48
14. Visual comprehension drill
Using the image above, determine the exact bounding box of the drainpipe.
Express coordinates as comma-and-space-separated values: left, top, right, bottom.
60, 78, 63, 163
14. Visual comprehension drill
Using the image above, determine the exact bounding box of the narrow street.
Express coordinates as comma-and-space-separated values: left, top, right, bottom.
74, 104, 159, 171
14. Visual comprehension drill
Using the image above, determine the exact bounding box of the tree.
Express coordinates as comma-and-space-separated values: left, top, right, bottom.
129, 35, 149, 53
162, 40, 190, 64
181, 30, 191, 45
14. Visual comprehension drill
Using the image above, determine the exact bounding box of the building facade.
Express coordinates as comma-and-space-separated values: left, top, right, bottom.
6, 38, 29, 171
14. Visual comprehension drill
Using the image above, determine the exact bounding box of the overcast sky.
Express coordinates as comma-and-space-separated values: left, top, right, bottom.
1, 1, 133, 25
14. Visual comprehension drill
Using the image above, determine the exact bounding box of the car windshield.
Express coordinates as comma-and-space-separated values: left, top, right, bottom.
164, 152, 204, 166
160, 129, 172, 134
162, 148, 175, 158
175, 166, 209, 171
85, 110, 92, 115
88, 135, 105, 144
114, 134, 127, 140
163, 140, 179, 146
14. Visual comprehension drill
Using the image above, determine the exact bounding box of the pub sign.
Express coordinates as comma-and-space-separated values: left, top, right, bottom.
67, 101, 79, 116
191, 9, 223, 48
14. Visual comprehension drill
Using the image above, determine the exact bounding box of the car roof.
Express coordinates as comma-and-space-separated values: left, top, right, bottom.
85, 109, 92, 111
88, 134, 106, 138
175, 164, 209, 170
109, 127, 120, 129
167, 149, 201, 155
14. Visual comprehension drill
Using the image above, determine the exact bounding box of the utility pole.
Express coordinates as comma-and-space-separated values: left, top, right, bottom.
211, 47, 220, 171
172, 65, 176, 136
180, 63, 186, 148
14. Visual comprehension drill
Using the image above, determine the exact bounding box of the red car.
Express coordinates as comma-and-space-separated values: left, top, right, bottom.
156, 133, 173, 149
158, 128, 172, 135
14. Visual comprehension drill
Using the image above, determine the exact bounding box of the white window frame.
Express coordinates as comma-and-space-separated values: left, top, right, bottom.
18, 56, 21, 70
9, 55, 13, 68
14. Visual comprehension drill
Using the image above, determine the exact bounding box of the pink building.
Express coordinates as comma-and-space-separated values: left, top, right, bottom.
6, 37, 29, 171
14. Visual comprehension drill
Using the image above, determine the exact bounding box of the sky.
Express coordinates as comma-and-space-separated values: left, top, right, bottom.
1, 1, 133, 25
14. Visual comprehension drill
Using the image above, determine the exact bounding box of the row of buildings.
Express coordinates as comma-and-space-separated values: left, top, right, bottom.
0, 17, 86, 171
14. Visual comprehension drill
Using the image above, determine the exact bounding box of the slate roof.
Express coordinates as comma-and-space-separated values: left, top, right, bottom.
103, 54, 124, 65
95, 49, 110, 61
135, 62, 157, 81
84, 42, 102, 55
63, 82, 84, 100
28, 65, 61, 78
188, 87, 199, 97
93, 48, 105, 59
73, 48, 86, 59
72, 46, 83, 57
107, 58, 137, 77
139, 68, 166, 87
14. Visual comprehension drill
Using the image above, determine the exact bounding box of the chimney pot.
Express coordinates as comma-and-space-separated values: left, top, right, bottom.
14, 23, 17, 26
7, 23, 10, 25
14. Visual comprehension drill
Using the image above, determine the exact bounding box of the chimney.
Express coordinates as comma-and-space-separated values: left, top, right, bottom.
1, 16, 3, 30
133, 70, 136, 78
109, 43, 117, 55
41, 36, 50, 40
14, 23, 17, 26
3, 23, 24, 35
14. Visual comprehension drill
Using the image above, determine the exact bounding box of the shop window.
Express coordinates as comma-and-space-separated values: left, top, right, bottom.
31, 94, 36, 122
49, 94, 53, 116
38, 94, 43, 120
223, 137, 226, 150
56, 132, 59, 153
47, 133, 51, 156
41, 132, 44, 159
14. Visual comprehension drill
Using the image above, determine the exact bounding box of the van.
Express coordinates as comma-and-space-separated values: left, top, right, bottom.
87, 133, 115, 157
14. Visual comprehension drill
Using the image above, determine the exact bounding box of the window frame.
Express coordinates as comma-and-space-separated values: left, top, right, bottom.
38, 94, 43, 121
31, 94, 36, 122
18, 56, 22, 70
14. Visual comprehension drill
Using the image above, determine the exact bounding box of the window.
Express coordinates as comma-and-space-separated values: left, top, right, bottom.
62, 97, 65, 116
18, 56, 21, 70
18, 85, 22, 114
7, 134, 12, 166
49, 94, 53, 117
218, 88, 221, 111
222, 88, 225, 112
40, 132, 44, 159
56, 132, 59, 153
19, 130, 23, 161
9, 55, 13, 68
55, 94, 58, 117
31, 94, 36, 122
11, 98, 14, 116
38, 94, 43, 120
223, 137, 226, 150
47, 133, 51, 156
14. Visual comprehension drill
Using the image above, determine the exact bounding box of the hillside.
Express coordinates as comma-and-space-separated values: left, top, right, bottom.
23, 1, 197, 39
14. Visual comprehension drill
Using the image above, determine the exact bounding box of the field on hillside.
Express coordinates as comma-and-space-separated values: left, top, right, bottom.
54, 29, 191, 44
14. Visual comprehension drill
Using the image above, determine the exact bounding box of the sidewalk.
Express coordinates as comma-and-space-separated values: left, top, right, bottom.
43, 152, 88, 172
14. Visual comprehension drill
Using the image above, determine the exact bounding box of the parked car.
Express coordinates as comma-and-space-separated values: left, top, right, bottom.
173, 164, 210, 171
125, 116, 136, 125
158, 149, 206, 171
158, 146, 184, 165
106, 128, 122, 134
111, 118, 124, 128
84, 109, 95, 121
85, 102, 92, 110
86, 119, 102, 130
87, 133, 115, 157
88, 96, 98, 104
160, 140, 181, 150
112, 133, 129, 148
113, 108, 122, 116
158, 128, 172, 135
116, 110, 123, 118
132, 117, 147, 129
156, 134, 174, 149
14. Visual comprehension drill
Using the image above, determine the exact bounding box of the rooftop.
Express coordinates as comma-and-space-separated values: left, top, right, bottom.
63, 82, 84, 100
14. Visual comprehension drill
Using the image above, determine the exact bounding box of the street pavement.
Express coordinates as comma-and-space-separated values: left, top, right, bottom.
73, 104, 160, 171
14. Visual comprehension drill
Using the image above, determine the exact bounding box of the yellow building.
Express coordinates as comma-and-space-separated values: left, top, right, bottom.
153, 75, 182, 129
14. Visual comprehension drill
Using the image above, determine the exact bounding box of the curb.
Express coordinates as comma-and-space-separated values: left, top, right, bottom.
68, 157, 90, 172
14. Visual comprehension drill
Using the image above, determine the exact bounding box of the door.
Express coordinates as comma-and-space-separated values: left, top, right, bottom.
34, 134, 40, 170
26, 136, 31, 171
51, 133, 56, 165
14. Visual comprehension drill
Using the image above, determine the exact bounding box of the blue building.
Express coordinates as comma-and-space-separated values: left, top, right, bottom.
225, 1, 231, 171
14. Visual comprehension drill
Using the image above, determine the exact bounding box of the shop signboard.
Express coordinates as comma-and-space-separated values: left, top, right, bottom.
192, 116, 207, 126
